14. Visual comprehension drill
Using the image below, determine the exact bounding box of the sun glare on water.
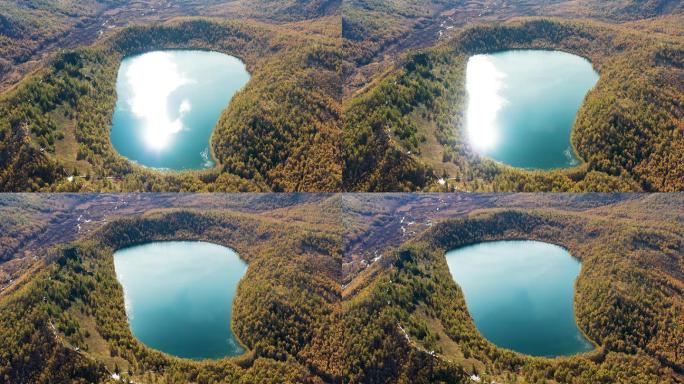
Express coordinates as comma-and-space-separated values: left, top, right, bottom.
125, 52, 194, 150
465, 55, 507, 151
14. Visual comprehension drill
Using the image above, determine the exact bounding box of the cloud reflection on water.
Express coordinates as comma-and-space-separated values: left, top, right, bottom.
465, 54, 507, 151
124, 51, 194, 150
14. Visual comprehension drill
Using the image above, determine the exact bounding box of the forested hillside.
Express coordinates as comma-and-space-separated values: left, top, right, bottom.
0, 0, 113, 84
0, 18, 342, 192
0, 207, 342, 383
2, 194, 682, 383
2, 1, 683, 193
0, 0, 340, 91
335, 206, 684, 383
343, 0, 684, 78
343, 18, 684, 192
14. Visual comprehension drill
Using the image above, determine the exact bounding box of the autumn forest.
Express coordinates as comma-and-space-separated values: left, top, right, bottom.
1, 0, 683, 383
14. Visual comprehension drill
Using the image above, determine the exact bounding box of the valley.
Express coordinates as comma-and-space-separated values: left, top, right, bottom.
344, 17, 684, 192
1, 1, 682, 192
0, 0, 339, 93
0, 17, 342, 192
0, 193, 343, 383
0, 1, 683, 383
1, 193, 682, 383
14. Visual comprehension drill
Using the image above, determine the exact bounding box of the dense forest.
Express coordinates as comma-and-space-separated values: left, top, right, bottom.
2, 2, 684, 193
0, 17, 342, 192
2, 194, 683, 383
0, 207, 342, 383
343, 18, 684, 192
0, 0, 339, 90
334, 207, 684, 383
342, 0, 684, 88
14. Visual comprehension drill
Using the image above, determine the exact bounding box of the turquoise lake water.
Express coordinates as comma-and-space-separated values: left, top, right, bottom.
465, 50, 599, 169
110, 50, 250, 170
113, 241, 248, 359
445, 240, 594, 357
